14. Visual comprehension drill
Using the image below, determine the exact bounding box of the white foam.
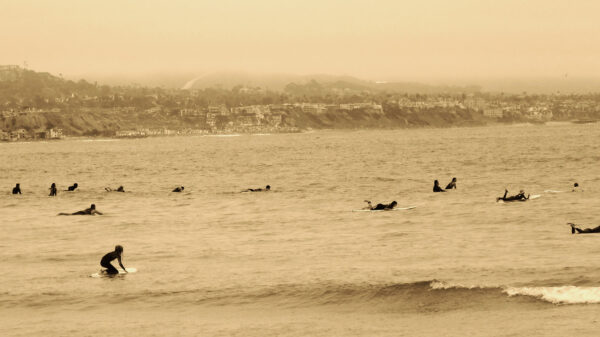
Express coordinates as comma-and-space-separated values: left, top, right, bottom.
429, 281, 479, 290
504, 286, 600, 304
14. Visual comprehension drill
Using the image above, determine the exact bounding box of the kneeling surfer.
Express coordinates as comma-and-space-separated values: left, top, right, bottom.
100, 245, 127, 274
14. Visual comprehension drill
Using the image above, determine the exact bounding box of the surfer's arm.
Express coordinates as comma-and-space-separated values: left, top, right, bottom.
92, 210, 103, 215
118, 256, 127, 272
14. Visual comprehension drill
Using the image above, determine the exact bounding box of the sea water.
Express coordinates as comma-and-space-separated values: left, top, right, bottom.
1, 123, 600, 336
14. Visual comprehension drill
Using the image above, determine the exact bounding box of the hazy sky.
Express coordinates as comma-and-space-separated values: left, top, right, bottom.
2, 0, 600, 81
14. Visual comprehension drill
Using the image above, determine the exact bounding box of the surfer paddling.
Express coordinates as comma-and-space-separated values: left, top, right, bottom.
172, 186, 184, 192
105, 186, 125, 192
568, 223, 600, 234
100, 245, 127, 275
58, 204, 103, 216
244, 185, 271, 192
12, 183, 21, 195
364, 200, 397, 210
65, 183, 78, 191
496, 189, 529, 202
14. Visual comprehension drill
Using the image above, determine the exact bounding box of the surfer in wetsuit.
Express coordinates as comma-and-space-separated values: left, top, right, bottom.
364, 200, 397, 210
569, 223, 600, 234
100, 245, 127, 275
49, 183, 57, 196
12, 183, 21, 194
58, 204, 103, 216
245, 185, 271, 192
572, 183, 582, 192
105, 186, 125, 192
172, 186, 184, 192
445, 177, 457, 190
66, 183, 78, 191
496, 189, 529, 202
433, 180, 446, 192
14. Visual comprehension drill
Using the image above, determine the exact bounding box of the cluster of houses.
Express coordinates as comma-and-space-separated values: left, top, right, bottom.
392, 96, 561, 121
180, 102, 383, 130
0, 128, 63, 142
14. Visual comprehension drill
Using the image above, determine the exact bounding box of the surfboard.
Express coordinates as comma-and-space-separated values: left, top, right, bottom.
90, 267, 137, 278
352, 206, 416, 212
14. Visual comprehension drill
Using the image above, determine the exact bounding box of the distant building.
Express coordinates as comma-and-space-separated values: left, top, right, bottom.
483, 108, 503, 118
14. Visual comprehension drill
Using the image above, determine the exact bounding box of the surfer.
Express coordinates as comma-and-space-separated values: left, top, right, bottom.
572, 183, 582, 192
100, 245, 127, 275
66, 183, 78, 191
172, 186, 184, 192
569, 223, 600, 234
433, 180, 446, 192
244, 185, 271, 192
49, 183, 57, 196
105, 186, 125, 192
445, 177, 457, 190
58, 204, 103, 216
364, 200, 398, 210
496, 189, 529, 202
12, 183, 21, 194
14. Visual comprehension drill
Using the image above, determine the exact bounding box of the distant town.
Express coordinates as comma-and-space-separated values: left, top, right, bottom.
1, 65, 599, 141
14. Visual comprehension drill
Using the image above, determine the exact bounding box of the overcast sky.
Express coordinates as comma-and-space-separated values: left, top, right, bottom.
1, 0, 599, 81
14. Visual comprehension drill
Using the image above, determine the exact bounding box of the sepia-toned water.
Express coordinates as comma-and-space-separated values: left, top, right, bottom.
2, 123, 600, 336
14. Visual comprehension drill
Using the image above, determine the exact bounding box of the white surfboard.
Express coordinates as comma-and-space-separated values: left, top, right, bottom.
352, 206, 416, 212
90, 267, 137, 278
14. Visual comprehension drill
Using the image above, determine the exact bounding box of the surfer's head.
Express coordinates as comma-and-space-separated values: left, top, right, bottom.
51, 183, 55, 187
115, 245, 123, 253
266, 185, 271, 190
90, 204, 96, 209
452, 177, 457, 182
434, 180, 439, 185
73, 183, 78, 187
574, 182, 579, 187
391, 201, 397, 207
16, 183, 20, 187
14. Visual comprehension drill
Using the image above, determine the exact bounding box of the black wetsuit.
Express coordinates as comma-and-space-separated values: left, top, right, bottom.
572, 225, 600, 234
12, 186, 21, 194
67, 185, 77, 191
100, 251, 120, 274
445, 182, 456, 189
49, 187, 57, 196
499, 191, 527, 201
172, 187, 183, 192
433, 185, 445, 192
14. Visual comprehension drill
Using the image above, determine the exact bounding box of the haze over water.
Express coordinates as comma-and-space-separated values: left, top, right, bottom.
1, 123, 600, 336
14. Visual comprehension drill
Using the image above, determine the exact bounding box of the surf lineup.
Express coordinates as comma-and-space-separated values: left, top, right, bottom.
7, 179, 591, 275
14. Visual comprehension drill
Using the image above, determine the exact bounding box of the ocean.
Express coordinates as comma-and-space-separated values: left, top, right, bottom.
1, 123, 600, 336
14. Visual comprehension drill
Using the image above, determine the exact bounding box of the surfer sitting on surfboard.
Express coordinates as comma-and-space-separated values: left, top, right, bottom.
100, 245, 127, 274
433, 180, 446, 192
172, 186, 184, 192
496, 189, 529, 202
364, 200, 397, 210
569, 223, 600, 234
58, 204, 103, 216
445, 177, 457, 190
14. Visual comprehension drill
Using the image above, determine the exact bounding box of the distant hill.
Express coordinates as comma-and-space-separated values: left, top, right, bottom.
182, 71, 481, 94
